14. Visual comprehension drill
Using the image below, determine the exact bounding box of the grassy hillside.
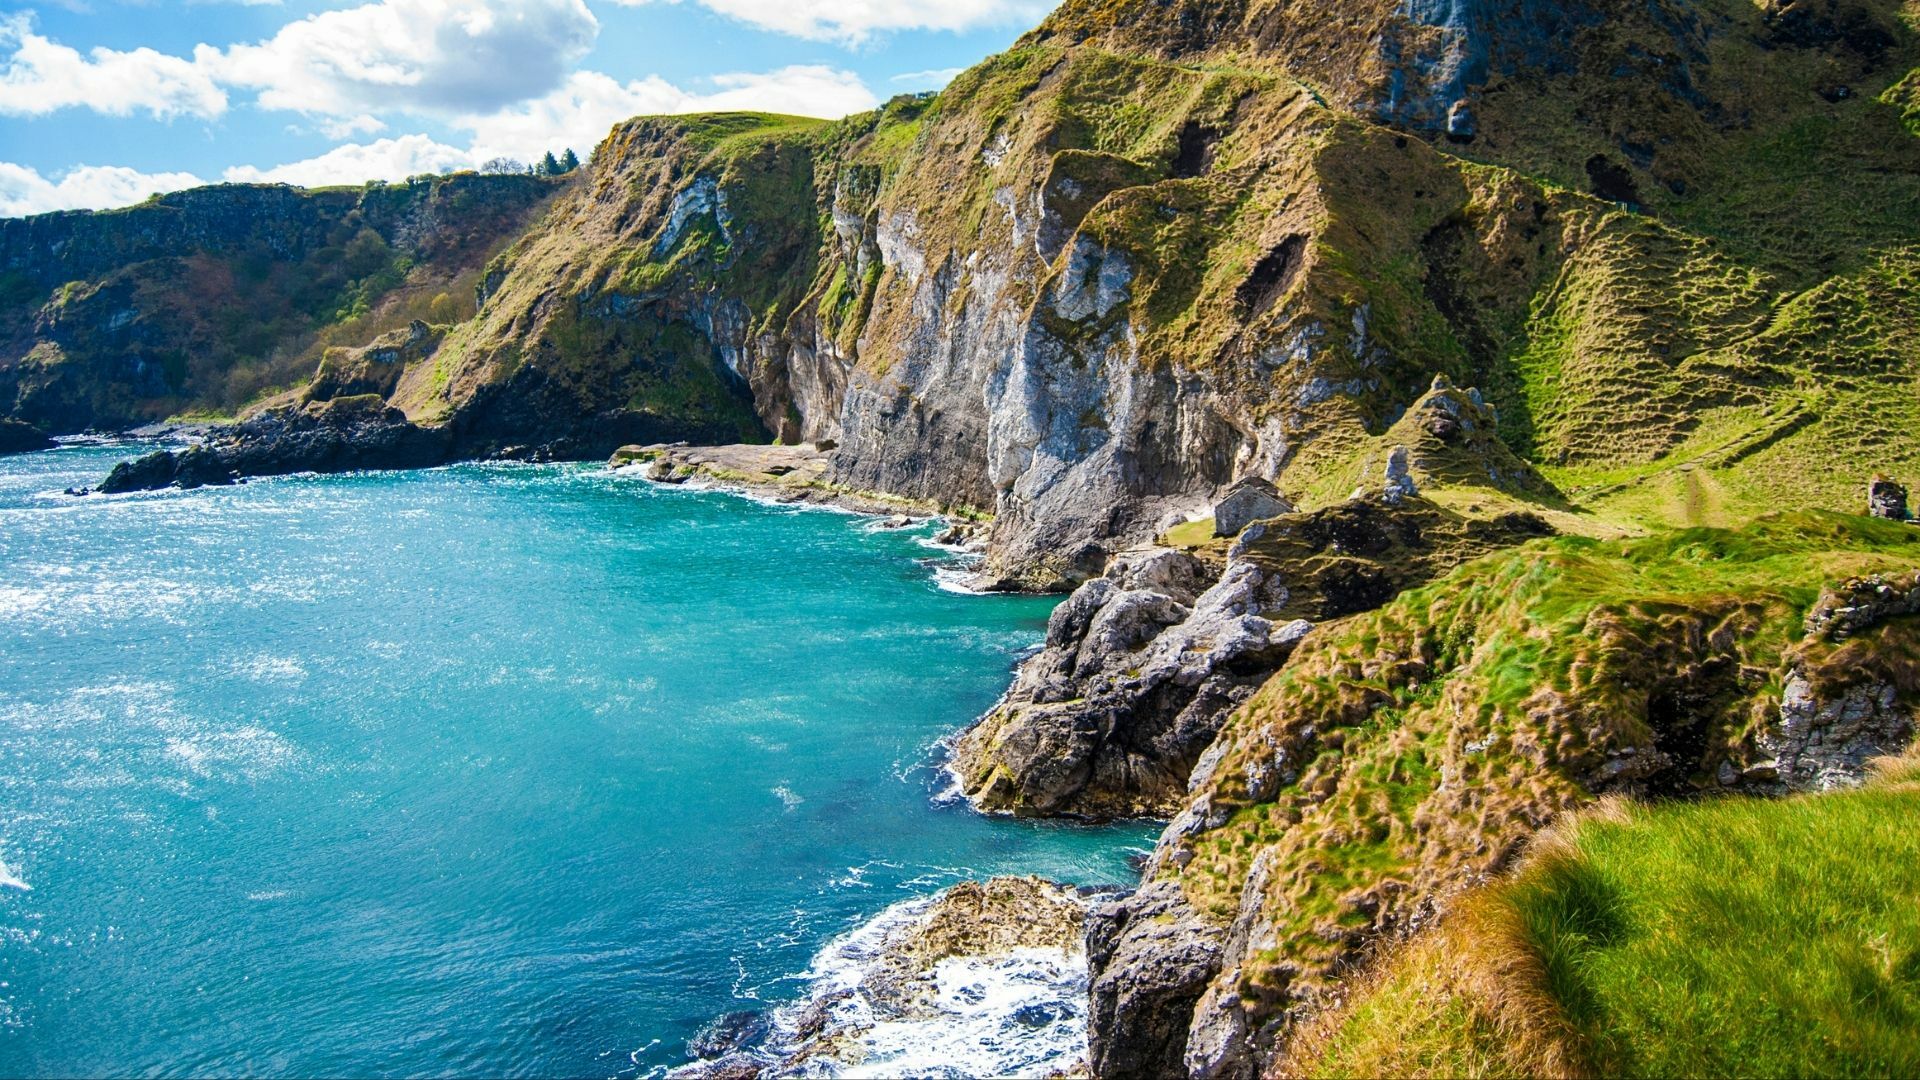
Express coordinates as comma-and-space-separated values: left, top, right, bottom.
1287, 754, 1920, 1078
1160, 511, 1920, 1024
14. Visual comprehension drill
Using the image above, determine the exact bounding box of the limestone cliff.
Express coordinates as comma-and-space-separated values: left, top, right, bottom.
63, 1, 1920, 590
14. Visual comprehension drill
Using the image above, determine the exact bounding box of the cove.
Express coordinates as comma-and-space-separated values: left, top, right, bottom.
0, 445, 1154, 1078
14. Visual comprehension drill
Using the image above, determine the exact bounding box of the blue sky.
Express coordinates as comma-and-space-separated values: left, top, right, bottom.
0, 0, 1057, 216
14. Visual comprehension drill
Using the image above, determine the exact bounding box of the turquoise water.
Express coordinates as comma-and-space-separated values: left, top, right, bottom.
0, 445, 1153, 1078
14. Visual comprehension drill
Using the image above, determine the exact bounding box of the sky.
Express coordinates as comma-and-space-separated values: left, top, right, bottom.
0, 0, 1059, 217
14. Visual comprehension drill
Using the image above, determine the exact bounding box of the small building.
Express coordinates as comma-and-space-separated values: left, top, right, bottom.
1214, 476, 1293, 537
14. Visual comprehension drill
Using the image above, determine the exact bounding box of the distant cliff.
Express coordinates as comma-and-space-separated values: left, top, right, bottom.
0, 174, 559, 431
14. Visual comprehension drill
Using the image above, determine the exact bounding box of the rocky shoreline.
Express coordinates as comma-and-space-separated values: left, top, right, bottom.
674, 877, 1108, 1079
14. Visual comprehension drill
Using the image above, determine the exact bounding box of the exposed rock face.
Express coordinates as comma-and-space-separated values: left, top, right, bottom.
1085, 880, 1225, 1080
65, 0, 1920, 584
1089, 515, 1920, 1077
1762, 571, 1920, 789
305, 321, 442, 404
1868, 477, 1909, 520
952, 497, 1556, 818
952, 549, 1307, 818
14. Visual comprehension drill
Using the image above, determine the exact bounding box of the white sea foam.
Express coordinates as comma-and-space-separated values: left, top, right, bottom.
235, 654, 307, 682
0, 858, 30, 893
772, 785, 804, 811
739, 891, 1091, 1079
930, 562, 992, 595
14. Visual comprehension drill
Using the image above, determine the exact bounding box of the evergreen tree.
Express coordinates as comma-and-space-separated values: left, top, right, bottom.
540, 151, 561, 176
559, 148, 580, 174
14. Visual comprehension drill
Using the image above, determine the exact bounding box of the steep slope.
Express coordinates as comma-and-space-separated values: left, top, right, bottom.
303, 0, 1917, 585
0, 174, 560, 432
1286, 755, 1920, 1078
70, 1, 1920, 586
26, 1, 1920, 1075
1088, 512, 1920, 1077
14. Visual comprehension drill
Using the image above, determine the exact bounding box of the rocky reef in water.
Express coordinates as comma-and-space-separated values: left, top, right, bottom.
674, 877, 1107, 1079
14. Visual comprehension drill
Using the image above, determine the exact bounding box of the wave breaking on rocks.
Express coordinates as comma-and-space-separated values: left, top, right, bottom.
673, 877, 1109, 1079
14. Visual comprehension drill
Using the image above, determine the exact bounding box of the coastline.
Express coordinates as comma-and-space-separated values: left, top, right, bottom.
608, 444, 1143, 1077
602, 441, 990, 530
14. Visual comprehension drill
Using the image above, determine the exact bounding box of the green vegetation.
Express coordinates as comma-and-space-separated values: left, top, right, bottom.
0, 173, 559, 430
1289, 755, 1920, 1078
1169, 512, 1920, 1012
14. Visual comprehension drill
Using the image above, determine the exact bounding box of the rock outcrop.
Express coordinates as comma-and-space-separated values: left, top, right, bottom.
1868, 476, 1910, 520
1086, 513, 1920, 1077
951, 496, 1556, 818
0, 418, 52, 455
952, 549, 1307, 818
1086, 880, 1226, 1080
1762, 570, 1920, 789
678, 876, 1104, 1079
99, 396, 449, 492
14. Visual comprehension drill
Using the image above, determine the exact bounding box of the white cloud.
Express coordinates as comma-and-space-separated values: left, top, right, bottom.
0, 13, 227, 119
221, 133, 474, 186
211, 0, 600, 117
319, 114, 388, 139
605, 0, 1050, 43
0, 1, 601, 123
0, 162, 206, 216
459, 64, 877, 163
0, 58, 879, 215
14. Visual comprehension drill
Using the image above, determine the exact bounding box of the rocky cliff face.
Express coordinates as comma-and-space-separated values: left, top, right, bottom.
0, 174, 559, 432
948, 492, 1555, 819
66, 2, 1920, 583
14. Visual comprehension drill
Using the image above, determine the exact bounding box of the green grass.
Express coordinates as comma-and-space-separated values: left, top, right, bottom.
1520, 785, 1920, 1078
1291, 768, 1920, 1078
1168, 511, 1920, 1018
1161, 516, 1217, 548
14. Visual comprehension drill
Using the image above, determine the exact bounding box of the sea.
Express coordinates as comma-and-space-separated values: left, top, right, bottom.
0, 443, 1154, 1077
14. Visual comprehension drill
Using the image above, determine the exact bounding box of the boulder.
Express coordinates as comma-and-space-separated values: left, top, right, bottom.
1868, 477, 1909, 520
1213, 476, 1293, 537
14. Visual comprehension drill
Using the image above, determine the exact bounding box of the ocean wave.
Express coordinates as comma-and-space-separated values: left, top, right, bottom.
676, 884, 1093, 1079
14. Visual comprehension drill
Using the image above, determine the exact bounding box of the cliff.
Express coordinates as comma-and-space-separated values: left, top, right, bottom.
0, 174, 560, 431
21, 0, 1920, 1073
68, 0, 1920, 582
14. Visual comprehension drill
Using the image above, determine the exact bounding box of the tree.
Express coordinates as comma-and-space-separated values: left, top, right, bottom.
559, 148, 580, 174
540, 151, 561, 176
480, 157, 527, 175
